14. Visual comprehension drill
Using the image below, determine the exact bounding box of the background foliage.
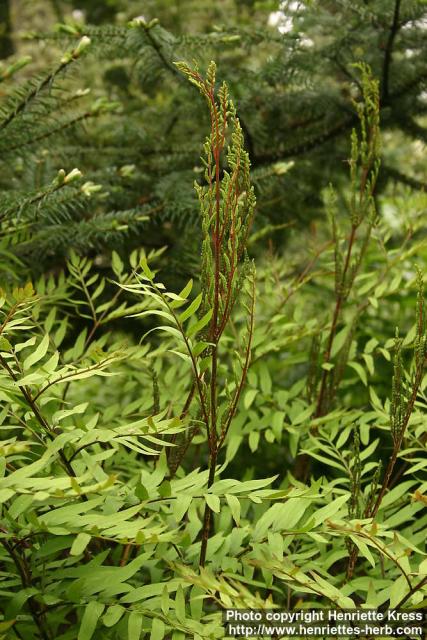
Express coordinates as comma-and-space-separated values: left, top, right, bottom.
0, 1, 426, 639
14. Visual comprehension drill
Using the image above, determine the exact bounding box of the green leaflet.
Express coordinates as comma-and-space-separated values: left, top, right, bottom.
225, 493, 241, 525
77, 601, 105, 640
70, 533, 91, 556
121, 581, 189, 605
22, 333, 50, 370
179, 293, 202, 323
186, 309, 213, 338
312, 494, 350, 526
348, 361, 368, 386
150, 618, 165, 640
173, 495, 192, 522
128, 610, 144, 640
349, 535, 376, 568
103, 604, 125, 628
175, 584, 186, 623
204, 493, 221, 513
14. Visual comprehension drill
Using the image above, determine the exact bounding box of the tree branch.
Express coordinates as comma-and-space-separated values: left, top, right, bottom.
381, 0, 402, 104
384, 165, 426, 192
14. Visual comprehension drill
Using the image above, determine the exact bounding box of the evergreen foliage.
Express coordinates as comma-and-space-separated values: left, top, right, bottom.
0, 2, 426, 639
0, 0, 426, 272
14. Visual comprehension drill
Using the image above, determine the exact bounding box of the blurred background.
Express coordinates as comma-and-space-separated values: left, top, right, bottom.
0, 0, 425, 280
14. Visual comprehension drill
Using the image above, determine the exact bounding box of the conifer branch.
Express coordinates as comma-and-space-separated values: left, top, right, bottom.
381, 0, 402, 104
384, 165, 426, 192
0, 37, 90, 132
